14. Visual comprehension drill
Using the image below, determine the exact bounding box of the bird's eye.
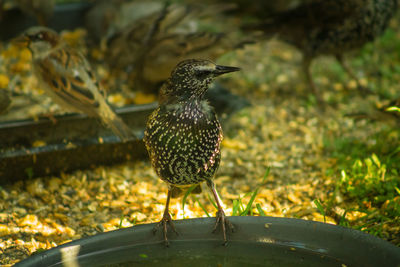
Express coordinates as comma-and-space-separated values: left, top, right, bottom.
29, 33, 44, 41
195, 70, 212, 79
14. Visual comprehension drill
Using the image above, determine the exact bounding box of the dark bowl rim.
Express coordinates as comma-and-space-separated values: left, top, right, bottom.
14, 216, 400, 266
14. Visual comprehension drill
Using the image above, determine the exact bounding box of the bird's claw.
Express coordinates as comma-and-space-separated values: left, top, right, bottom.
212, 209, 234, 245
153, 212, 178, 246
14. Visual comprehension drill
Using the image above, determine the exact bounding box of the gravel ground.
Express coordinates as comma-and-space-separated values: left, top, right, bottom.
1, 21, 400, 265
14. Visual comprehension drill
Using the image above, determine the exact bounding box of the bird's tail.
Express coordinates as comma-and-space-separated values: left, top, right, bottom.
98, 103, 136, 142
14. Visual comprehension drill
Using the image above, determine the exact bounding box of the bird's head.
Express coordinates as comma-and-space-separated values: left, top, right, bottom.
160, 59, 240, 104
13, 27, 60, 59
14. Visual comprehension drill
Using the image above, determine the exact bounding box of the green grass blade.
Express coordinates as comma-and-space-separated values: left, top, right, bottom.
239, 167, 270, 216
119, 214, 124, 229
256, 203, 266, 216
313, 199, 326, 223
339, 210, 348, 226
193, 196, 210, 217
240, 188, 259, 216
232, 199, 240, 216
263, 167, 271, 182
313, 199, 325, 216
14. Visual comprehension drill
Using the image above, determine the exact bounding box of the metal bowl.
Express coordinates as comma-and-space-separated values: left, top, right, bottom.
14, 216, 400, 267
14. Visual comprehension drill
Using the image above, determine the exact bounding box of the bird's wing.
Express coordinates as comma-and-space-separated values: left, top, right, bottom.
36, 47, 105, 114
151, 32, 224, 57
143, 32, 245, 83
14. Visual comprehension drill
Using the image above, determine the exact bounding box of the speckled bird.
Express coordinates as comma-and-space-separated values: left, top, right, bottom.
248, 0, 397, 103
144, 59, 240, 245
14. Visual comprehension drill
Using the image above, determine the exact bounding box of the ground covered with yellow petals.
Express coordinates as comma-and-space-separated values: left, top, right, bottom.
1, 19, 400, 266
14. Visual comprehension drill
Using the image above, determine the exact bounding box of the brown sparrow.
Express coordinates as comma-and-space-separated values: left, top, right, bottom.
14, 26, 135, 142
104, 2, 250, 92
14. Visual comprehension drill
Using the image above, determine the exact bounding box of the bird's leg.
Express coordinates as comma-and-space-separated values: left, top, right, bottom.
153, 189, 178, 246
206, 180, 234, 245
302, 57, 324, 107
335, 54, 372, 94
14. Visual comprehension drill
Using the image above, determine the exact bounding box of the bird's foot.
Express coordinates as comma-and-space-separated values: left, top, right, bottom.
153, 212, 178, 246
212, 209, 234, 245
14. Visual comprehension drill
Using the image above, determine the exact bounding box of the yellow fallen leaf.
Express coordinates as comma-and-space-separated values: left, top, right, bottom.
0, 224, 11, 235
19, 48, 32, 61
134, 92, 157, 104
222, 138, 247, 150
19, 214, 39, 227
11, 61, 31, 73
32, 140, 46, 147
0, 74, 9, 88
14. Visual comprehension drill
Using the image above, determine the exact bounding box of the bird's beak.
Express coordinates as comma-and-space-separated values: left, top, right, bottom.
214, 65, 241, 75
11, 35, 30, 47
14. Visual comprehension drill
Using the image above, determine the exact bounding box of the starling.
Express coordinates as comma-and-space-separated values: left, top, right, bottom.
247, 0, 397, 103
144, 59, 240, 245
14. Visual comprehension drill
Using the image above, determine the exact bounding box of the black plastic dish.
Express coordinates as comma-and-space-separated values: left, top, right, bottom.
14, 216, 400, 267
0, 104, 155, 184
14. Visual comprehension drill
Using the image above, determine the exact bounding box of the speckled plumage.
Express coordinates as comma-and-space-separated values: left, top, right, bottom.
144, 59, 239, 245
145, 99, 222, 187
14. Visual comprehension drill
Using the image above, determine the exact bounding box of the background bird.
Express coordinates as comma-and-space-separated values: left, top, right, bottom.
97, 1, 250, 93
14, 26, 135, 142
144, 59, 240, 245
244, 0, 398, 104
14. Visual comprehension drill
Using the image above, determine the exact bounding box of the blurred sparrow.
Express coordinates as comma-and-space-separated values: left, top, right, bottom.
104, 2, 250, 92
14, 26, 135, 141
